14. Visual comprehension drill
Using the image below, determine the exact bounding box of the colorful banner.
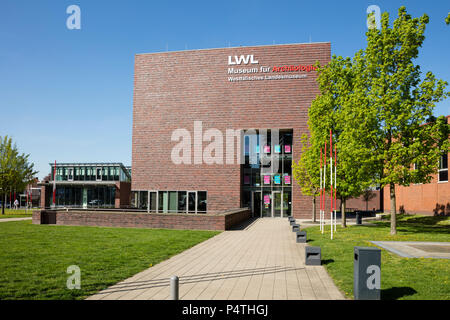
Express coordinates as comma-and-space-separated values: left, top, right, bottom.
256, 145, 260, 153
284, 145, 291, 153
274, 145, 281, 153
284, 175, 291, 184
274, 175, 281, 184
264, 145, 271, 153
264, 195, 270, 204
263, 175, 270, 184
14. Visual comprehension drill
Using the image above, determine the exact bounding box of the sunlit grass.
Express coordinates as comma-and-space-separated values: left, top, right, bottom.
306, 215, 450, 300
0, 221, 220, 300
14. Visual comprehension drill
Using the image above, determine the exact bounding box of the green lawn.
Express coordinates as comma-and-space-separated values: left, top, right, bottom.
0, 209, 33, 219
0, 221, 220, 300
306, 214, 450, 300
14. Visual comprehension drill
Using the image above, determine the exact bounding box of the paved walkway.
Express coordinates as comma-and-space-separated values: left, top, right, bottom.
0, 217, 32, 223
87, 218, 344, 300
371, 241, 450, 259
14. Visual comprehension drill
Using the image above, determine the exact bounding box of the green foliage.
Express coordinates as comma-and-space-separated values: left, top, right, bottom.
446, 12, 450, 25
0, 136, 37, 212
292, 134, 319, 197
349, 7, 450, 189
304, 6, 449, 234
306, 54, 373, 202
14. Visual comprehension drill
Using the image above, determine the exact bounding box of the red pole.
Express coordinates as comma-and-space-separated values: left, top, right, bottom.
320, 148, 322, 211
324, 141, 326, 213
330, 130, 332, 213
335, 145, 337, 211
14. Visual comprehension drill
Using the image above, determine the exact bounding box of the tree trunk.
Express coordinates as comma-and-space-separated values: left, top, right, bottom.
390, 182, 397, 235
341, 198, 346, 228
312, 196, 316, 222
2, 194, 5, 215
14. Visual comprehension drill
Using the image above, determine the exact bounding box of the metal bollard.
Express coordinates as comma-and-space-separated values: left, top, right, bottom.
354, 247, 381, 300
170, 275, 179, 300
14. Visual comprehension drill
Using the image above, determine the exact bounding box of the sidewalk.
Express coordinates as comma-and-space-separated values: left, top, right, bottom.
0, 217, 32, 223
87, 218, 344, 300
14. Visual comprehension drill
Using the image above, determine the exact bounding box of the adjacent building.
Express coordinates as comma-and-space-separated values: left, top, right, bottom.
38, 163, 131, 209
383, 116, 450, 215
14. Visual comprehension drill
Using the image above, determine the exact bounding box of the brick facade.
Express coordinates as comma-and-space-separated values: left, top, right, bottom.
132, 43, 331, 219
383, 153, 449, 215
383, 116, 450, 216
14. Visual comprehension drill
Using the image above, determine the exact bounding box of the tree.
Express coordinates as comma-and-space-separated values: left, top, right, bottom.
346, 7, 450, 235
0, 136, 37, 214
292, 134, 320, 222
307, 55, 374, 228
362, 189, 377, 211
446, 12, 450, 25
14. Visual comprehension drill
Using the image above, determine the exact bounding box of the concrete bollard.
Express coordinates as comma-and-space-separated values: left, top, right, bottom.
292, 224, 300, 232
305, 246, 321, 265
296, 230, 307, 243
170, 275, 179, 300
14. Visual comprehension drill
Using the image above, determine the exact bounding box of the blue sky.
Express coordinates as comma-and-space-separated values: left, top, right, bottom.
1, 0, 449, 179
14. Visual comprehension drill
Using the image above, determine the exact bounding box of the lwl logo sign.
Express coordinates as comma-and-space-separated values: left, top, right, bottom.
228, 54, 259, 65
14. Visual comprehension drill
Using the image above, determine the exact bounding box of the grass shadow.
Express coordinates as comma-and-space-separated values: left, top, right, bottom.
321, 259, 335, 265
381, 287, 417, 300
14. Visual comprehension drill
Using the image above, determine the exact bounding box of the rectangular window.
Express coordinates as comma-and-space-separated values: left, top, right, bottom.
158, 191, 168, 213
168, 191, 177, 212
149, 191, 157, 212
96, 168, 102, 181
178, 191, 187, 212
138, 191, 148, 209
68, 168, 73, 181
197, 191, 207, 213
438, 153, 448, 182
188, 191, 196, 213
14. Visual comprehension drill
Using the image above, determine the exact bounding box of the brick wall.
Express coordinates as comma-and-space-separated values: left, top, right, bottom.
32, 208, 251, 231
383, 117, 449, 216
383, 165, 449, 215
132, 43, 331, 219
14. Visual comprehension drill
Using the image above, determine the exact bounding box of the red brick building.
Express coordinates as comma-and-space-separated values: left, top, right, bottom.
131, 43, 331, 219
383, 116, 450, 216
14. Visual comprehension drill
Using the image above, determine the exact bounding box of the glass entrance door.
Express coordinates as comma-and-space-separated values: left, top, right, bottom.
262, 191, 271, 217
283, 191, 291, 217
272, 191, 282, 217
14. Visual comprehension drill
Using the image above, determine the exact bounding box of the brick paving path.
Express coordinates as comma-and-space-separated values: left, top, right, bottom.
87, 218, 344, 300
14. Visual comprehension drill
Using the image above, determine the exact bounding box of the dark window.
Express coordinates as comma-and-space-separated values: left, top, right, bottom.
178, 191, 187, 212
197, 191, 207, 213
439, 153, 448, 182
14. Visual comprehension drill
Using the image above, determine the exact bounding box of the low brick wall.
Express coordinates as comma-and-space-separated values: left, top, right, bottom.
32, 208, 251, 231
